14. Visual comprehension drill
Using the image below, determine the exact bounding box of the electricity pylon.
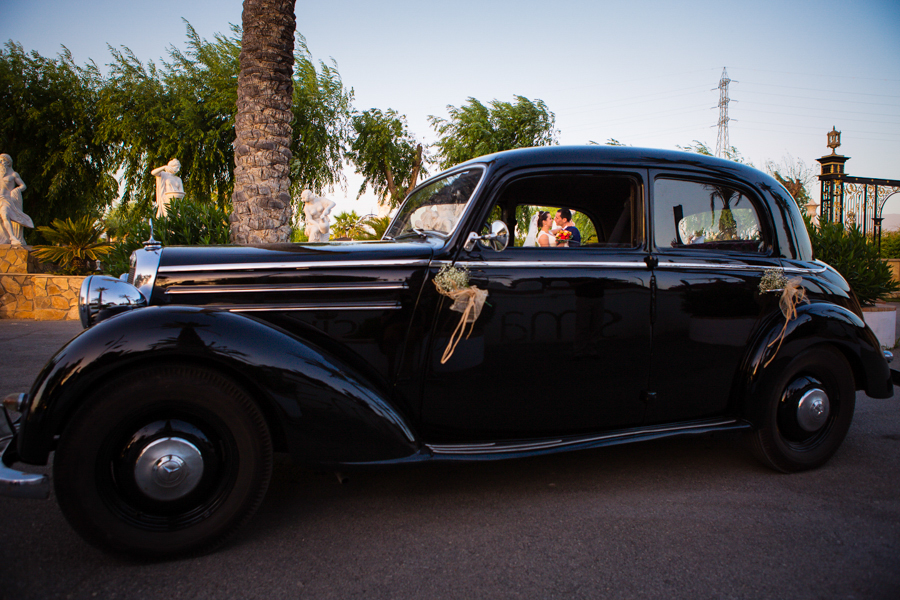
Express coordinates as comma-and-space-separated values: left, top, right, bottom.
713, 67, 737, 158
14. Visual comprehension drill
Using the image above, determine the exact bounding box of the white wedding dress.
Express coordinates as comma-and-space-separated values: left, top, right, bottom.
536, 230, 557, 247
524, 213, 558, 247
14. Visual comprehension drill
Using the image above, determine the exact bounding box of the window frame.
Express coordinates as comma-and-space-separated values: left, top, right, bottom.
649, 173, 775, 257
472, 167, 647, 252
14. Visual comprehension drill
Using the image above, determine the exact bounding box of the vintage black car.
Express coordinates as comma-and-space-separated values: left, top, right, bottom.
1, 146, 895, 557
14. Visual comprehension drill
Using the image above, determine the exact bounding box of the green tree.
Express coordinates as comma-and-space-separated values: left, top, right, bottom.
428, 95, 558, 170
96, 24, 240, 214
95, 20, 351, 241
347, 108, 425, 208
290, 34, 354, 198
766, 155, 815, 209
880, 230, 900, 259
0, 42, 117, 238
678, 140, 752, 166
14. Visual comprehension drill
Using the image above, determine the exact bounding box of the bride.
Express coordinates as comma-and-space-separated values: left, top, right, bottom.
524, 210, 557, 247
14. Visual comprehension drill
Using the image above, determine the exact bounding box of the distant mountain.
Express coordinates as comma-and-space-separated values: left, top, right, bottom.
883, 214, 900, 232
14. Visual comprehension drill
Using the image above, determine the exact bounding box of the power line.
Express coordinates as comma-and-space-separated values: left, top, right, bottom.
739, 101, 900, 120
738, 107, 900, 127
740, 80, 900, 100
730, 66, 900, 84
739, 90, 899, 109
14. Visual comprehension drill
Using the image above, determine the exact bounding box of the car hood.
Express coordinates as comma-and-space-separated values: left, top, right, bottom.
156, 239, 434, 270
145, 240, 436, 308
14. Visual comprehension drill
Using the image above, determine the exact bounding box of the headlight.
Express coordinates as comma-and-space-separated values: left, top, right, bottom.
78, 275, 147, 328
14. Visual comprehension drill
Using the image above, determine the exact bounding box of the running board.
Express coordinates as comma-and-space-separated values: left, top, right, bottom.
426, 418, 748, 458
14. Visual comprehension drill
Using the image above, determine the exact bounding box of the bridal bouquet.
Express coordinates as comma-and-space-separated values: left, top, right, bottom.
554, 229, 573, 243
434, 264, 489, 364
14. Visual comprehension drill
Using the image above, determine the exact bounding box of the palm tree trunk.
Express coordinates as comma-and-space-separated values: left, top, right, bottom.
231, 0, 297, 244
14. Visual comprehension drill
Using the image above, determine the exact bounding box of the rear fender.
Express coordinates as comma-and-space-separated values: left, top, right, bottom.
17, 306, 418, 466
739, 302, 892, 426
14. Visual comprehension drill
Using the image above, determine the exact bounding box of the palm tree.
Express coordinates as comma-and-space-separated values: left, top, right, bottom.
331, 211, 367, 240
32, 217, 114, 275
361, 215, 392, 240
230, 0, 297, 244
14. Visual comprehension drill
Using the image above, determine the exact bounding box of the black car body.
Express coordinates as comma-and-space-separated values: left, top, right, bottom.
1, 146, 894, 557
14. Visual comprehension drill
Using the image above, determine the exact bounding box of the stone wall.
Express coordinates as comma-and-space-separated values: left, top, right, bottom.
0, 245, 33, 274
0, 274, 83, 320
0, 245, 83, 320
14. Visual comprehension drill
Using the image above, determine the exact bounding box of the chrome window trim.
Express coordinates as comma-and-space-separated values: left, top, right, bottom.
427, 418, 740, 455
450, 260, 649, 269
166, 283, 410, 295
789, 263, 828, 274
657, 262, 827, 274
440, 259, 825, 274
227, 301, 401, 313
158, 259, 431, 274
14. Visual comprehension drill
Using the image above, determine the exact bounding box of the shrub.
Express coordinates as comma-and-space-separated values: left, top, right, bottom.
158, 197, 231, 246
880, 230, 900, 259
100, 198, 231, 276
32, 217, 113, 275
807, 219, 899, 305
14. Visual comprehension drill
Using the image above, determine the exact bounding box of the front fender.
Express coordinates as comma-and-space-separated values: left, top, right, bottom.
739, 302, 892, 426
17, 306, 418, 466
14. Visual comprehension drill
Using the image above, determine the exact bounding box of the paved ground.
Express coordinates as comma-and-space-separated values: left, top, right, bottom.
1, 319, 899, 599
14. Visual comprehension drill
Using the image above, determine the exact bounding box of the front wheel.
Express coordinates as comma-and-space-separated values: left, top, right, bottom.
749, 346, 855, 473
53, 365, 272, 558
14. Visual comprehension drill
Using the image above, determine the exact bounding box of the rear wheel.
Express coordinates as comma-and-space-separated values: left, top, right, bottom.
53, 365, 272, 558
749, 346, 855, 472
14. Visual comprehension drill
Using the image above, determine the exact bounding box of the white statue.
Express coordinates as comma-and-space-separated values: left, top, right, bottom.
301, 189, 336, 242
0, 153, 33, 245
151, 159, 185, 218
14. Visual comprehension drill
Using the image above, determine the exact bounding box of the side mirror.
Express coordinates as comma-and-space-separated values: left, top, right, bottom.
79, 275, 147, 329
464, 220, 509, 252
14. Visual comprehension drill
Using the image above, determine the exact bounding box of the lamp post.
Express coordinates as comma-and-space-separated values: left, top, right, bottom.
827, 126, 841, 155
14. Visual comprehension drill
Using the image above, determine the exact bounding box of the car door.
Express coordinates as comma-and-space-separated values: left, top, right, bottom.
419, 169, 652, 442
646, 172, 782, 424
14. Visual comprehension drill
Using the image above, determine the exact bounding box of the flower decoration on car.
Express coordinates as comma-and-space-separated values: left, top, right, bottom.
434, 264, 489, 364
755, 268, 809, 374
758, 268, 788, 293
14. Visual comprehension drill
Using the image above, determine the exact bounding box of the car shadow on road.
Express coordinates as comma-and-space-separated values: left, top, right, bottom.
243, 431, 757, 544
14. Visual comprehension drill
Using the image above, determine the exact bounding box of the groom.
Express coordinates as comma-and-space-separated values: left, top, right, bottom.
554, 209, 581, 247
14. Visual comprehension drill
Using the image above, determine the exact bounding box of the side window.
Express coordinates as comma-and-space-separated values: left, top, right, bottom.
485, 173, 642, 248
653, 178, 768, 253
512, 205, 597, 247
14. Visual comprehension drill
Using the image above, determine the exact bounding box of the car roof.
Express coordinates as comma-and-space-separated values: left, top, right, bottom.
455, 145, 765, 182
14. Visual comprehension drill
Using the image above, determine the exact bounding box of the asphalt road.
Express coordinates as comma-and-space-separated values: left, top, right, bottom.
1, 319, 898, 600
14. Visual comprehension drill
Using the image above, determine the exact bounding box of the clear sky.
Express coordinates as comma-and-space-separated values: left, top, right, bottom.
3, 0, 899, 216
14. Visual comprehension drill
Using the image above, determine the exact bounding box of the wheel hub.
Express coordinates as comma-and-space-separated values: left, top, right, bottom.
796, 389, 830, 432
134, 437, 205, 501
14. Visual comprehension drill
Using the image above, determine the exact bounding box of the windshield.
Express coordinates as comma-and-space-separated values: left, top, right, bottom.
385, 168, 483, 239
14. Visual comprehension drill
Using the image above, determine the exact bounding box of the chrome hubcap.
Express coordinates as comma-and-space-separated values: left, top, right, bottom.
134, 437, 204, 501
796, 388, 830, 432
